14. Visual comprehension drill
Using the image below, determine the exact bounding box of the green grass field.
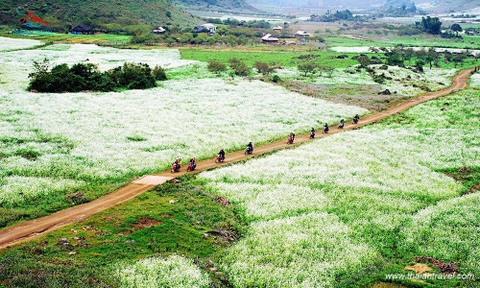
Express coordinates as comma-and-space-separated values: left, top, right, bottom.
179, 48, 360, 68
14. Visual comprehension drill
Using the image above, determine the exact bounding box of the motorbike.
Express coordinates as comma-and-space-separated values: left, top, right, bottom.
353, 117, 359, 124
245, 146, 253, 155
287, 135, 294, 144
309, 131, 315, 139
171, 162, 181, 173
215, 154, 225, 163
338, 122, 345, 129
187, 162, 196, 172
323, 126, 329, 134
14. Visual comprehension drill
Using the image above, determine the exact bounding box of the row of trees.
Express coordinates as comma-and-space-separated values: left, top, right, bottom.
28, 59, 166, 93
366, 46, 475, 70
309, 10, 356, 22
207, 58, 276, 77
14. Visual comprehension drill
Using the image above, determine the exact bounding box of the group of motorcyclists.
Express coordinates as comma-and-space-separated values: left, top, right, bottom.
172, 114, 360, 173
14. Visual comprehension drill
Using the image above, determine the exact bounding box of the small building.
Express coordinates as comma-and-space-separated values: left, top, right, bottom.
272, 25, 283, 31
193, 23, 216, 35
153, 26, 166, 34
70, 24, 93, 35
262, 33, 279, 43
294, 30, 311, 37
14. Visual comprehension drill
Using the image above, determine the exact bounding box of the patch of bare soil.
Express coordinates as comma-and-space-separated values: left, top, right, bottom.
204, 229, 238, 243
213, 196, 229, 206
405, 263, 432, 274
414, 256, 459, 274
458, 167, 474, 173
470, 183, 480, 193
131, 217, 163, 230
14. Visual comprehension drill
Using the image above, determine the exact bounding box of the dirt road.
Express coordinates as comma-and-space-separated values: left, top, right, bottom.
0, 68, 474, 250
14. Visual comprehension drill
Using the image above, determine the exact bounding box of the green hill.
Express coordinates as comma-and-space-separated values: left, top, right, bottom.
0, 0, 201, 32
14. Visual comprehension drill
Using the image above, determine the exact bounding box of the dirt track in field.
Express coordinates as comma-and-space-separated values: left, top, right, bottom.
0, 68, 474, 250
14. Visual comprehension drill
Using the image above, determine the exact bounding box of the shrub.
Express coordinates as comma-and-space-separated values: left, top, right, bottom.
272, 74, 281, 83
28, 61, 164, 93
207, 60, 227, 73
152, 65, 168, 81
229, 58, 250, 76
254, 61, 274, 75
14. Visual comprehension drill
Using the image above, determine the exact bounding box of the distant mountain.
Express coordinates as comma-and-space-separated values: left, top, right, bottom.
0, 0, 201, 31
245, 0, 385, 11
246, 0, 479, 14
172, 0, 259, 13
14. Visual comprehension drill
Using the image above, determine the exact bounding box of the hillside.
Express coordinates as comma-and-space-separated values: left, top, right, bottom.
0, 0, 201, 32
172, 0, 259, 13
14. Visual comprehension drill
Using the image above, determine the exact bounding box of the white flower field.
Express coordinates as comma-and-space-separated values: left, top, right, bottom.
0, 38, 367, 207
114, 255, 210, 288
199, 91, 480, 286
1, 37, 479, 287
0, 36, 42, 52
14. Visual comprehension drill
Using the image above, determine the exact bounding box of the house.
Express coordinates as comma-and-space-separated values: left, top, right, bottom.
294, 30, 311, 37
262, 33, 279, 43
193, 23, 216, 35
70, 24, 93, 35
153, 26, 166, 34
272, 25, 283, 31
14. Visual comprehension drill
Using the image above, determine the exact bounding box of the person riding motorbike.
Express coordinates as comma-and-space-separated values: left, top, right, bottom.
310, 127, 316, 139
288, 132, 295, 144
246, 142, 254, 154
218, 149, 225, 161
338, 119, 345, 129
323, 123, 329, 134
172, 158, 181, 172
353, 114, 360, 124
189, 157, 197, 170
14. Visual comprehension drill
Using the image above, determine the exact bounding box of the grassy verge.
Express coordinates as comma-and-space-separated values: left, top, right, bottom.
0, 174, 245, 287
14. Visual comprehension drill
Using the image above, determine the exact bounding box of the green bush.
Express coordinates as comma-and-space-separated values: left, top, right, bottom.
28, 60, 166, 93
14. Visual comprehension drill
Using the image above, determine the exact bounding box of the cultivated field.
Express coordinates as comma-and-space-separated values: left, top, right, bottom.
0, 36, 479, 288
199, 90, 480, 287
0, 38, 367, 227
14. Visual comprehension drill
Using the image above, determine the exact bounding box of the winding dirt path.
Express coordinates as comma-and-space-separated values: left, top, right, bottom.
0, 68, 474, 250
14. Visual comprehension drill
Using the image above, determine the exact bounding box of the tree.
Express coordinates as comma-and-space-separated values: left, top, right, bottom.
414, 59, 425, 72
298, 61, 318, 77
451, 23, 463, 37
425, 48, 439, 69
419, 16, 442, 35
452, 53, 467, 68
357, 55, 371, 68
254, 61, 274, 75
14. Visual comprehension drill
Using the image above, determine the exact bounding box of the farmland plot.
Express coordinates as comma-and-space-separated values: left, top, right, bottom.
199, 91, 480, 287
0, 41, 367, 222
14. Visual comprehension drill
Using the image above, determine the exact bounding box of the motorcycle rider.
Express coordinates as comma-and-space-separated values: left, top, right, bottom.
218, 149, 225, 161
290, 132, 296, 142
189, 157, 197, 170
338, 119, 345, 129
246, 142, 254, 154
353, 114, 360, 124
310, 127, 315, 139
173, 158, 181, 171
323, 123, 329, 134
